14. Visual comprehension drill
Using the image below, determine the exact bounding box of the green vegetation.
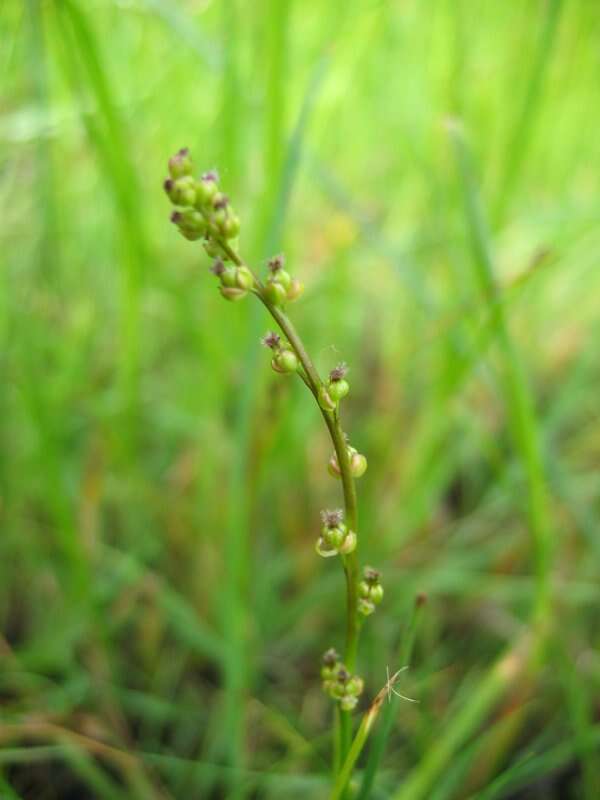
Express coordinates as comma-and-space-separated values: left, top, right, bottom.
2, 1, 600, 798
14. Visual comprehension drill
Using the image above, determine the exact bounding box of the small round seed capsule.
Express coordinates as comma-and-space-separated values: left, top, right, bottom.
219, 286, 247, 302
350, 452, 368, 477
223, 214, 240, 239
195, 175, 219, 206
264, 280, 288, 306
358, 580, 371, 599
328, 378, 350, 401
340, 694, 358, 711
286, 278, 304, 302
324, 526, 345, 549
358, 598, 375, 616
220, 267, 238, 288
168, 148, 193, 179
370, 584, 384, 604
339, 530, 357, 555
272, 350, 298, 374
203, 237, 221, 258
235, 266, 254, 291
328, 454, 341, 478
318, 386, 337, 412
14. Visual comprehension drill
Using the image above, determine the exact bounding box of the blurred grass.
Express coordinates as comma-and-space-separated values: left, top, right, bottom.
2, 1, 600, 798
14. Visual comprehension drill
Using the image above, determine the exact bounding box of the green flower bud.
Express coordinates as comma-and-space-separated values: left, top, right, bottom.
318, 386, 336, 412
329, 378, 350, 401
286, 278, 304, 302
166, 175, 197, 206
324, 526, 345, 549
220, 286, 247, 302
272, 349, 298, 374
219, 267, 237, 287
203, 237, 221, 258
264, 279, 288, 306
195, 171, 219, 207
322, 648, 340, 667
346, 676, 364, 697
223, 214, 240, 239
274, 270, 291, 291
168, 147, 193, 179
370, 583, 384, 605
350, 452, 368, 477
315, 537, 338, 558
358, 598, 375, 616
358, 580, 371, 599
328, 453, 341, 478
235, 266, 254, 291
340, 695, 358, 711
339, 530, 357, 555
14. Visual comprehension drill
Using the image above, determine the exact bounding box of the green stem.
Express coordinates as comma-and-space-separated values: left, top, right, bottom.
220, 239, 361, 779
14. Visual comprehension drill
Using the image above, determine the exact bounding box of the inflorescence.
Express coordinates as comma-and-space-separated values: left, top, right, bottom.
163, 147, 384, 713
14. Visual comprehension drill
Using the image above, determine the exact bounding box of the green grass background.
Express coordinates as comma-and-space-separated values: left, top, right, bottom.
2, 0, 600, 797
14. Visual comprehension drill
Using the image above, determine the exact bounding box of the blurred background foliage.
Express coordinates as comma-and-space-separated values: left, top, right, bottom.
2, 0, 600, 797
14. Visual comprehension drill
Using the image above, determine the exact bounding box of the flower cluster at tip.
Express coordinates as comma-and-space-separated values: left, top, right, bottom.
164, 148, 306, 307
357, 566, 384, 617
321, 648, 364, 711
316, 509, 356, 558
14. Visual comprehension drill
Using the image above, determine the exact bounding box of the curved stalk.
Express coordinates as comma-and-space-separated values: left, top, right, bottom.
219, 238, 361, 772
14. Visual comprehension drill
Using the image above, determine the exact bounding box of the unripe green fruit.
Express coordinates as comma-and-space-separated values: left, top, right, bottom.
340, 695, 358, 711
346, 676, 364, 697
286, 278, 304, 302
358, 598, 375, 616
168, 148, 193, 179
324, 526, 345, 549
328, 454, 341, 478
220, 267, 238, 288
264, 280, 288, 306
273, 269, 291, 290
339, 530, 357, 554
219, 286, 247, 302
179, 226, 204, 241
223, 214, 240, 239
328, 379, 349, 401
203, 237, 221, 258
272, 350, 298, 374
351, 452, 367, 477
235, 266, 254, 291
195, 177, 218, 207
358, 580, 371, 599
170, 176, 197, 206
370, 584, 384, 604
318, 386, 336, 411
213, 208, 228, 228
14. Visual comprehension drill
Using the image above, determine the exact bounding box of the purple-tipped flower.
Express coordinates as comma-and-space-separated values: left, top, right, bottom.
329, 362, 349, 382
364, 566, 381, 584
322, 648, 340, 667
213, 193, 229, 211
321, 509, 344, 529
268, 254, 285, 274
170, 211, 182, 224
168, 147, 193, 179
210, 259, 226, 276
261, 331, 281, 350
202, 169, 220, 183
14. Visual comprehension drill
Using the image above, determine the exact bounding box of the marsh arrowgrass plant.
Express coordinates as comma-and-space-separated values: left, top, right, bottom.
164, 147, 390, 792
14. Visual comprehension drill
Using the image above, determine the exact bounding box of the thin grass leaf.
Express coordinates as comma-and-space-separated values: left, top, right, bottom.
357, 594, 426, 799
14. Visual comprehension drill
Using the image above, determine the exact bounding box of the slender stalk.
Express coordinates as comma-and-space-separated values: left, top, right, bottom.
220, 238, 361, 774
